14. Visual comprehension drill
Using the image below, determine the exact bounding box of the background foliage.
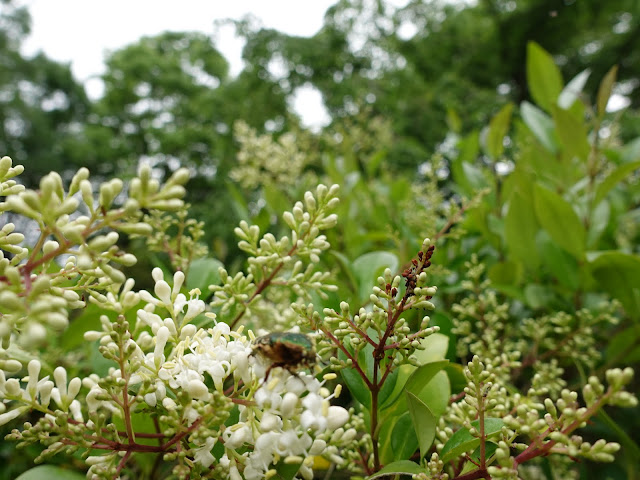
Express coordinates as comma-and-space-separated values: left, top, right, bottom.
1, 0, 639, 478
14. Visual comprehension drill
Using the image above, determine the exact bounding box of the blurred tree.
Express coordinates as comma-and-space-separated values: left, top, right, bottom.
86, 31, 307, 258
0, 0, 91, 187
234, 0, 640, 168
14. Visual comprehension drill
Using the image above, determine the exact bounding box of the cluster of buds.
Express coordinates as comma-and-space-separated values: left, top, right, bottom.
0, 158, 190, 356
210, 184, 340, 330
230, 120, 309, 190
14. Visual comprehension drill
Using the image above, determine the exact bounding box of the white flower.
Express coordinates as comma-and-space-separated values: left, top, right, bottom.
224, 424, 251, 449
326, 406, 349, 430
194, 436, 217, 468
300, 393, 327, 431
260, 412, 282, 432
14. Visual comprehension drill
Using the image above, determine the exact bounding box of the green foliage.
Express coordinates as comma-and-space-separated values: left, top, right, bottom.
1, 2, 640, 478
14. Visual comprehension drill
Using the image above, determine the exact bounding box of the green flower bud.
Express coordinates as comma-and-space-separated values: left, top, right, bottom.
80, 179, 94, 211
118, 222, 153, 235
60, 224, 85, 244
88, 232, 119, 251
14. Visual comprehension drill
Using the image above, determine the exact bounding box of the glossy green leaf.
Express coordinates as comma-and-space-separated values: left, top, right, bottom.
186, 257, 223, 292
417, 370, 451, 418
352, 251, 399, 304
526, 42, 563, 112
521, 101, 558, 153
486, 103, 513, 159
274, 460, 301, 480
558, 69, 591, 110
593, 160, 640, 207
378, 367, 400, 408
16, 466, 85, 480
341, 367, 371, 409
404, 360, 449, 397
340, 347, 372, 409
553, 105, 590, 161
533, 184, 585, 258
589, 252, 640, 319
381, 351, 449, 410
406, 391, 436, 459
504, 191, 540, 270
597, 65, 618, 120
367, 460, 427, 479
445, 363, 467, 394
413, 332, 450, 364
440, 418, 504, 463
391, 413, 420, 461
61, 303, 107, 349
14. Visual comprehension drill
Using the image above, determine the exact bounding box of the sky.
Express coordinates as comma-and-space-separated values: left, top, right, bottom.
19, 0, 340, 129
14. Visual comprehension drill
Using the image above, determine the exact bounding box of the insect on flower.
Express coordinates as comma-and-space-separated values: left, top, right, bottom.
252, 332, 316, 380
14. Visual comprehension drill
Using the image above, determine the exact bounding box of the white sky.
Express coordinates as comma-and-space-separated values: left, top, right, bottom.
19, 0, 339, 129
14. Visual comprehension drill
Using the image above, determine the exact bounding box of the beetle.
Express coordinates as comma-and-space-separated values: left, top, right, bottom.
252, 332, 316, 380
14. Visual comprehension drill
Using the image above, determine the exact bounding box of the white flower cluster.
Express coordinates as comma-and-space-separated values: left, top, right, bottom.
0, 361, 83, 425
90, 267, 351, 478
223, 370, 351, 480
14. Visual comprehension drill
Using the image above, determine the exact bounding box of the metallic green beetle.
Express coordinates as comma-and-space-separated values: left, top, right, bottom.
252, 332, 316, 379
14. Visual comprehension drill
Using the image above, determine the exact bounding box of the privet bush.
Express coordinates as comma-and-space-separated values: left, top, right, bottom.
0, 155, 636, 480
1, 43, 639, 480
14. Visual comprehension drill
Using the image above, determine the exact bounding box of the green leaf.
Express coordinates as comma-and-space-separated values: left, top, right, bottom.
417, 370, 451, 418
447, 108, 462, 133
486, 103, 513, 159
524, 283, 555, 309
597, 65, 618, 120
338, 347, 371, 410
404, 360, 449, 397
606, 325, 640, 365
406, 391, 436, 459
536, 230, 580, 289
445, 363, 467, 394
352, 251, 399, 304
589, 252, 640, 319
621, 136, 640, 163
526, 42, 563, 112
593, 160, 640, 207
558, 69, 591, 110
533, 184, 585, 258
488, 260, 523, 286
274, 460, 301, 480
520, 101, 558, 153
225, 182, 249, 221
378, 367, 400, 408
60, 303, 106, 349
367, 460, 427, 479
587, 199, 610, 248
340, 353, 371, 409
186, 257, 223, 292
504, 190, 540, 270
462, 162, 489, 191
329, 250, 358, 295
391, 413, 420, 461
16, 466, 85, 480
413, 332, 450, 364
552, 105, 590, 161
440, 418, 504, 464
